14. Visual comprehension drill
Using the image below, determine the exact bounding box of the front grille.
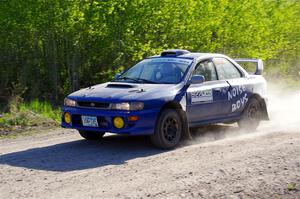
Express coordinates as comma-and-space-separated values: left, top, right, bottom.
77, 101, 110, 109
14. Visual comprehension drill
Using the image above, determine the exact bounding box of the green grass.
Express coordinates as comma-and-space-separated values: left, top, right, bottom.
18, 99, 61, 122
287, 183, 296, 191
0, 99, 61, 137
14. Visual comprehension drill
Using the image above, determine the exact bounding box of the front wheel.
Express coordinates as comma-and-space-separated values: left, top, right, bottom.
78, 130, 105, 140
238, 98, 262, 130
150, 109, 183, 149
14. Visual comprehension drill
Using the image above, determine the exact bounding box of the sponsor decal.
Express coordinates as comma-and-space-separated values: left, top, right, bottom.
231, 93, 248, 112
228, 85, 248, 112
191, 89, 213, 103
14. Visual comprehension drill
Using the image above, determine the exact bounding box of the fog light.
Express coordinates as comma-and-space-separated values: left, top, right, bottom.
64, 112, 71, 124
128, 116, 139, 121
113, 117, 124, 129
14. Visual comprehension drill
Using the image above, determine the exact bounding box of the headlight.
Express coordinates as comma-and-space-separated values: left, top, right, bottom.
111, 102, 130, 110
64, 98, 76, 107
111, 102, 144, 111
130, 102, 144, 110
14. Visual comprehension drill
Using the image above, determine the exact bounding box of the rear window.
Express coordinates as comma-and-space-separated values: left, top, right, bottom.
213, 58, 242, 80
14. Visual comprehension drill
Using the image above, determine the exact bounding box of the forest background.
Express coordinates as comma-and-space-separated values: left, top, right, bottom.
0, 0, 299, 129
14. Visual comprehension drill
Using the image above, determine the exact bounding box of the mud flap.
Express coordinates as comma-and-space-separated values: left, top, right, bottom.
260, 99, 269, 121
179, 109, 192, 140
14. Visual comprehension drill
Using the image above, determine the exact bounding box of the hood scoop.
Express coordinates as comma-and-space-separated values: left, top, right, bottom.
106, 83, 136, 88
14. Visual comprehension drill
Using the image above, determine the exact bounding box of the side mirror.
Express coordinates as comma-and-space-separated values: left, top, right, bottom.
188, 75, 205, 84
115, 73, 121, 79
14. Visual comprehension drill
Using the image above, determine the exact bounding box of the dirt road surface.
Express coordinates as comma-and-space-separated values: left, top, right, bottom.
0, 89, 300, 198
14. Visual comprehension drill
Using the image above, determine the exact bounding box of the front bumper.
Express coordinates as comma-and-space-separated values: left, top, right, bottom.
61, 106, 160, 135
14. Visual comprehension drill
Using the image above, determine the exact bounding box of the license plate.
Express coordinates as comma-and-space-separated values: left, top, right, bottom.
81, 116, 98, 127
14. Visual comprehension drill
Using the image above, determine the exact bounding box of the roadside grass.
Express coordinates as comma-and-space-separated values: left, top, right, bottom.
0, 99, 61, 138
18, 99, 61, 122
287, 183, 296, 191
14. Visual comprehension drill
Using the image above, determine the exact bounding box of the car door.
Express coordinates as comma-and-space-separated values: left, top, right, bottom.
213, 57, 249, 116
186, 59, 231, 125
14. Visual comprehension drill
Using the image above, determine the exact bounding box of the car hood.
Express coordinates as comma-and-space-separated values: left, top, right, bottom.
68, 82, 183, 102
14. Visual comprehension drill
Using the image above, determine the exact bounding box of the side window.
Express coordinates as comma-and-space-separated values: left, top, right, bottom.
193, 60, 217, 81
213, 58, 242, 80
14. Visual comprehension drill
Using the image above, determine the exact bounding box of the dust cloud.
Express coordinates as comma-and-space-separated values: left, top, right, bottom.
186, 83, 300, 145
259, 83, 300, 133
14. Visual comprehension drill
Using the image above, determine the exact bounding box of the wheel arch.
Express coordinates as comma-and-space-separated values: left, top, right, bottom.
156, 101, 191, 140
247, 93, 269, 120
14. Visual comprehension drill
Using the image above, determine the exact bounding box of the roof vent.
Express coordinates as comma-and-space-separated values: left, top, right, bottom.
161, 49, 190, 57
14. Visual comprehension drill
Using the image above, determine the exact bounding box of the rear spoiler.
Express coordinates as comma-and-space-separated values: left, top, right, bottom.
234, 59, 264, 75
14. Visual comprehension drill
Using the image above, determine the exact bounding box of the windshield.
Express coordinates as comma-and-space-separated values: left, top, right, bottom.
115, 58, 193, 84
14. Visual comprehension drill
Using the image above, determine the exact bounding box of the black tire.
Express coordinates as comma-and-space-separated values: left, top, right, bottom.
150, 109, 183, 149
238, 98, 262, 130
78, 130, 105, 140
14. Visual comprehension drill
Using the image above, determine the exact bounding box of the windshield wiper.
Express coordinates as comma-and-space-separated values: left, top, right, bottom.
115, 77, 139, 82
115, 77, 158, 84
135, 78, 158, 84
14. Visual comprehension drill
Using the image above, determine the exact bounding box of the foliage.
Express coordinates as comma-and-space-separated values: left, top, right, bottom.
18, 100, 61, 122
0, 0, 299, 105
0, 99, 60, 134
287, 183, 296, 191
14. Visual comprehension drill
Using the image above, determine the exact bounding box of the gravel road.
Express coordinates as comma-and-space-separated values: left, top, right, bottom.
0, 88, 299, 198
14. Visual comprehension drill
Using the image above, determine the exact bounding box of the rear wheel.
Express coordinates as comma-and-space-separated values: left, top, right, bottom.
150, 109, 183, 149
238, 98, 261, 130
78, 130, 105, 140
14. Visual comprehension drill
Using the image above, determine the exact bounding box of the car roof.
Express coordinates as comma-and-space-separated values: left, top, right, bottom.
146, 49, 248, 76
148, 50, 227, 60
178, 52, 225, 59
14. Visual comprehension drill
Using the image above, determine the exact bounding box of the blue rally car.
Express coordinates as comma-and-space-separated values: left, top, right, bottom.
62, 49, 269, 149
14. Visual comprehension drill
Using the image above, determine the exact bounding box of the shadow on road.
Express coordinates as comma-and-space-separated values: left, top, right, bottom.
0, 124, 246, 172
0, 135, 164, 172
